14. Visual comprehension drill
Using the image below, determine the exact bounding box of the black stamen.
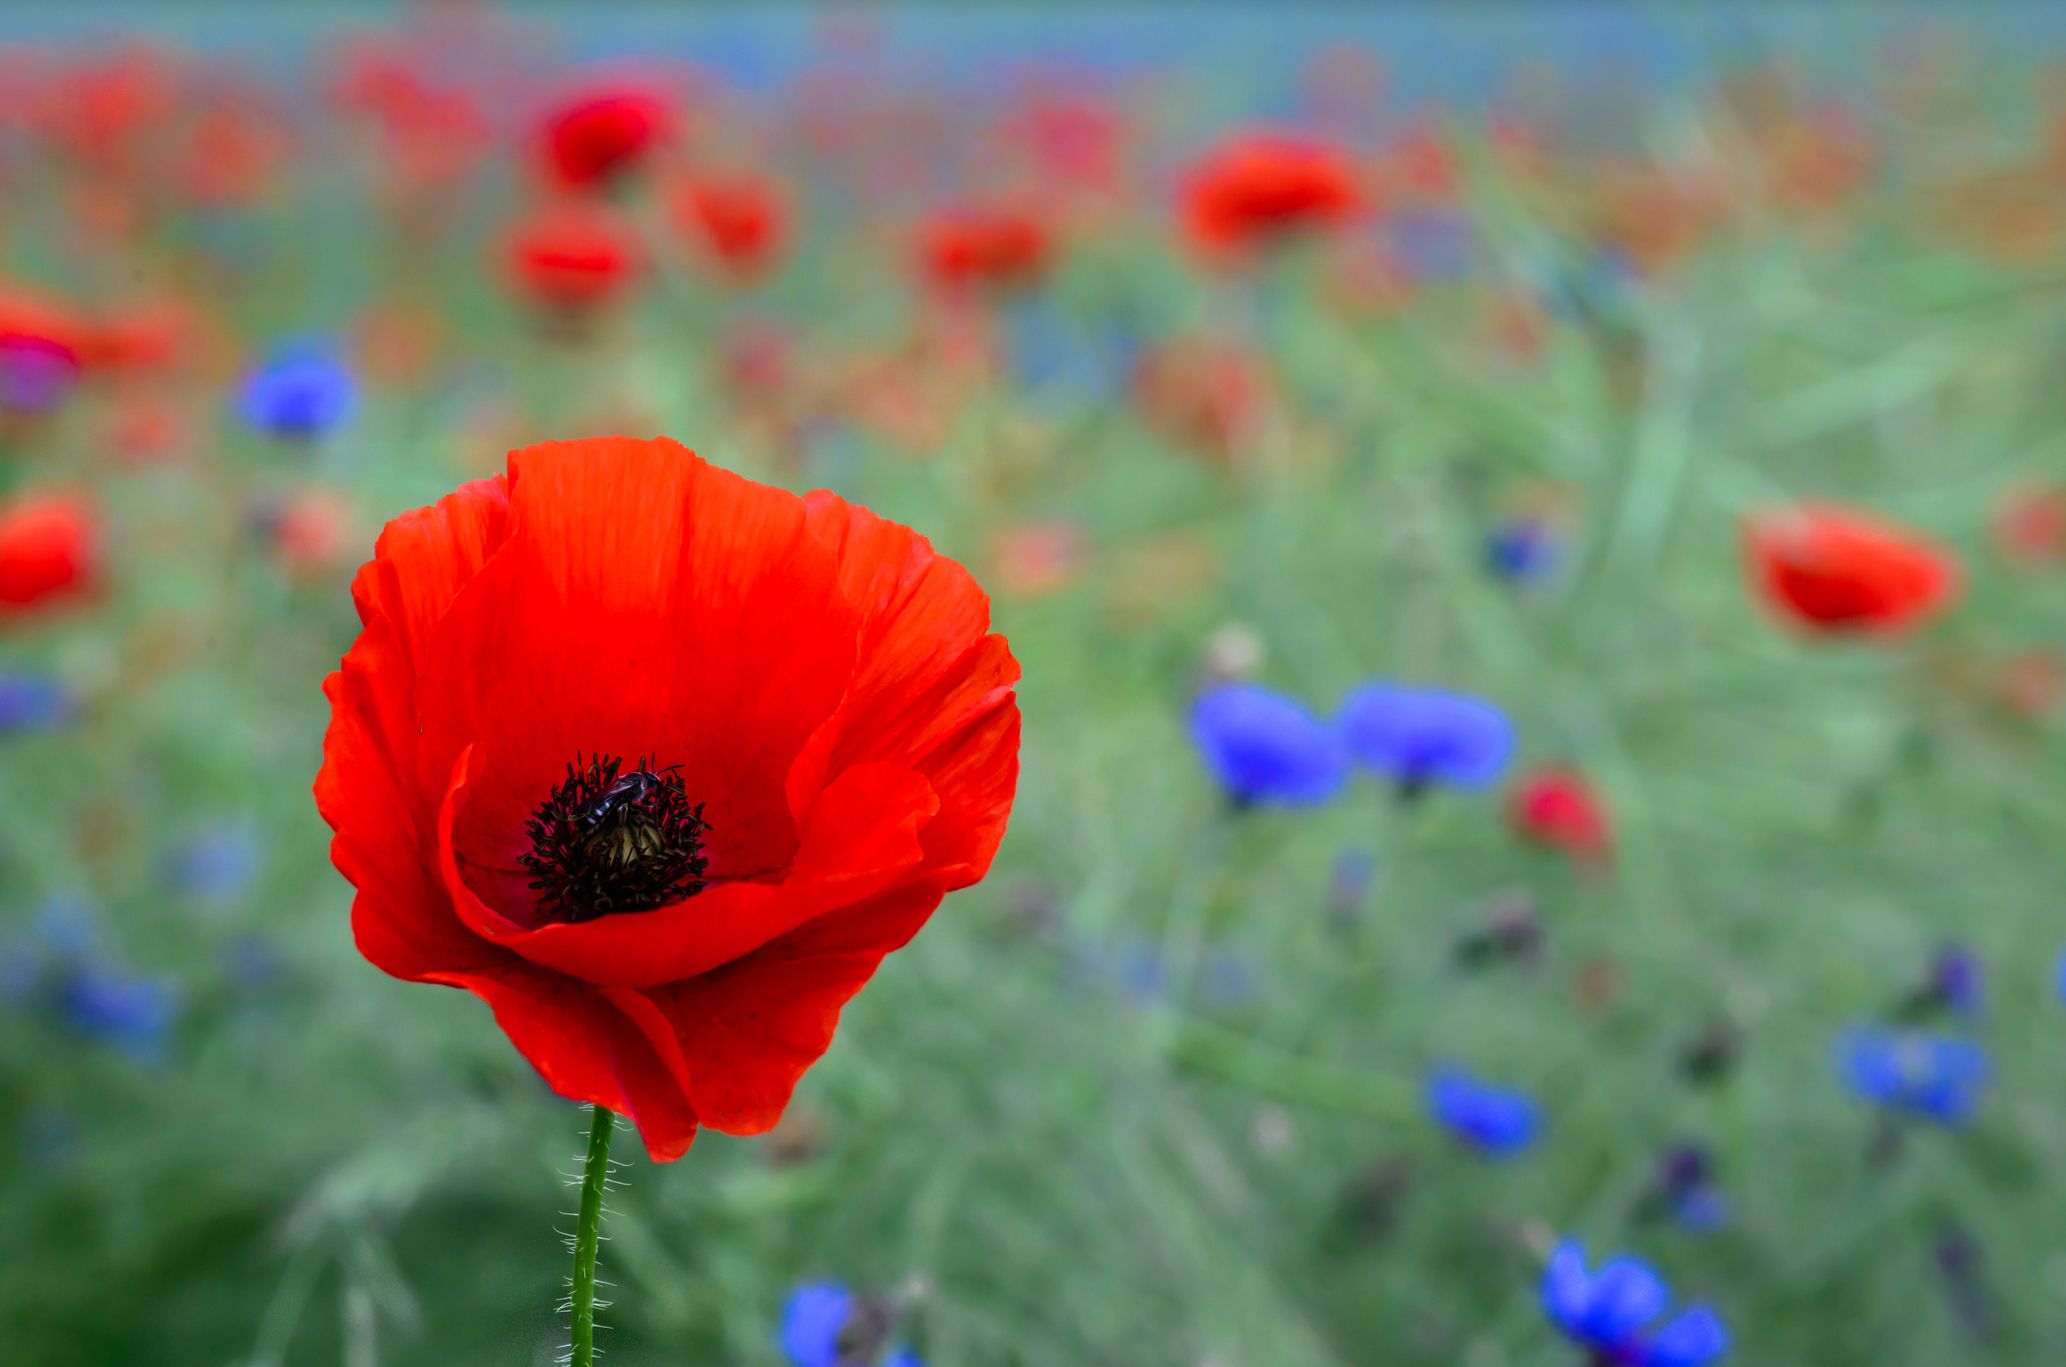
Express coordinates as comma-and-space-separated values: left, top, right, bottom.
518, 753, 710, 923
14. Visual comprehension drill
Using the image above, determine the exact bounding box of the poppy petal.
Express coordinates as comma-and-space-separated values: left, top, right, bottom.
648, 879, 947, 1133
418, 438, 862, 886
438, 747, 939, 987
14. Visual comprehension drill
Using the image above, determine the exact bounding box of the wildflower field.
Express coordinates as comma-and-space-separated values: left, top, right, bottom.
3, 6, 2066, 1366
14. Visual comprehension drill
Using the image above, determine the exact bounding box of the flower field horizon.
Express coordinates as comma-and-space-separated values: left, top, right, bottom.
2, 5, 2065, 1365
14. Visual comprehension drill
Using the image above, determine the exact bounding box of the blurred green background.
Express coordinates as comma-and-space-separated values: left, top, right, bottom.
2, 4, 2065, 1364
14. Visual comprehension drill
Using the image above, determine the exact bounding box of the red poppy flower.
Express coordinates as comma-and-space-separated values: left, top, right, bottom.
0, 492, 99, 615
670, 170, 790, 282
1743, 504, 1961, 635
917, 203, 1053, 293
538, 86, 673, 190
1508, 766, 1611, 864
503, 200, 644, 315
314, 437, 1020, 1161
1181, 130, 1363, 258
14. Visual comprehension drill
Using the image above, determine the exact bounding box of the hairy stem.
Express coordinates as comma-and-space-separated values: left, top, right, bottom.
569, 1105, 615, 1367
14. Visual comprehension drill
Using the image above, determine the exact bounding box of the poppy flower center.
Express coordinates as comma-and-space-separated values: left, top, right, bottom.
517, 754, 710, 923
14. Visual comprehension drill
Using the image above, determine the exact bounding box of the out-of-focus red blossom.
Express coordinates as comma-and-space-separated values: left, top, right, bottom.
1324, 238, 1417, 319
719, 319, 792, 404
1992, 484, 2066, 566
1004, 96, 1122, 195
503, 199, 645, 315
1378, 123, 1459, 204
1994, 649, 2066, 719
538, 85, 674, 190
1488, 113, 1553, 185
991, 521, 1089, 599
670, 171, 790, 283
0, 493, 99, 616
175, 99, 290, 207
1181, 130, 1364, 258
1595, 166, 1718, 277
1509, 766, 1612, 864
109, 392, 190, 466
1485, 291, 1552, 365
314, 436, 1020, 1161
80, 299, 191, 375
269, 490, 356, 582
1742, 504, 1962, 636
918, 203, 1054, 294
1764, 105, 1875, 216
0, 285, 87, 363
37, 47, 179, 168
1134, 335, 1268, 464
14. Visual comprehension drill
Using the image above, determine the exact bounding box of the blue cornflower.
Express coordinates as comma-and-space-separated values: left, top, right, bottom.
238, 343, 357, 439
0, 672, 74, 732
1541, 1239, 1729, 1367
1189, 682, 1348, 808
1336, 682, 1513, 794
1839, 1027, 1987, 1125
1425, 1067, 1540, 1158
1646, 1145, 1731, 1235
49, 960, 177, 1064
162, 823, 261, 902
1900, 949, 1983, 1024
1486, 518, 1560, 583
778, 1282, 922, 1367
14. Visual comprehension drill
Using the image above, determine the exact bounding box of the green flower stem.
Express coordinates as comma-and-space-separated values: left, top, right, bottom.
569, 1105, 615, 1367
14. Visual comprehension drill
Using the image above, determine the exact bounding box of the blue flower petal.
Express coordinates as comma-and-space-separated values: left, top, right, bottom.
1337, 682, 1514, 790
1540, 1240, 1595, 1334
778, 1282, 853, 1367
1581, 1257, 1670, 1345
1189, 683, 1348, 807
1642, 1304, 1729, 1367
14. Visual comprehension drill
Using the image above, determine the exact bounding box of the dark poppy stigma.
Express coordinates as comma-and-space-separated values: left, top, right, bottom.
518, 753, 710, 922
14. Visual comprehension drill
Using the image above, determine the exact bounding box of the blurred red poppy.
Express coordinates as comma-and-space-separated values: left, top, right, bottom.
503, 199, 644, 315
670, 170, 790, 282
538, 86, 673, 190
1509, 766, 1611, 864
315, 437, 1020, 1161
1743, 504, 1961, 635
918, 203, 1053, 293
1181, 130, 1363, 258
0, 492, 99, 615
269, 489, 356, 582
1992, 484, 2066, 567
1134, 334, 1268, 464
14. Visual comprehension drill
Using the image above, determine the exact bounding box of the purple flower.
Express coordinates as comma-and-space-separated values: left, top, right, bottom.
0, 334, 81, 414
